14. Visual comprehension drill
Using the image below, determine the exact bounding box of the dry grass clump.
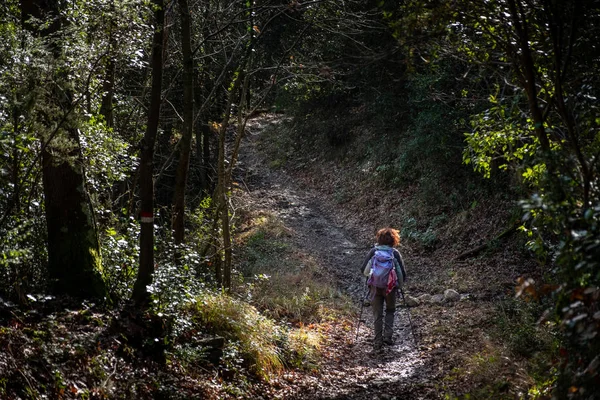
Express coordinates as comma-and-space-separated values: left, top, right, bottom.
186, 291, 326, 380
284, 326, 322, 370
187, 292, 283, 380
237, 212, 293, 243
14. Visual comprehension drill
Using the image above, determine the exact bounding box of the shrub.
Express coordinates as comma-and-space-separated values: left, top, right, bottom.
101, 218, 140, 302
0, 208, 48, 300
401, 216, 443, 250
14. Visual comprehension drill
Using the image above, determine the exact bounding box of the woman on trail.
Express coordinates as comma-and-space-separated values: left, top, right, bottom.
360, 227, 407, 350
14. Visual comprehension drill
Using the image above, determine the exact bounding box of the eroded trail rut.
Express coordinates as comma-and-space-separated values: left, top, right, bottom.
236, 118, 430, 400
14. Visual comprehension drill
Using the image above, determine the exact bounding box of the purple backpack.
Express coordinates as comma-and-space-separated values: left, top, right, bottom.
367, 248, 396, 289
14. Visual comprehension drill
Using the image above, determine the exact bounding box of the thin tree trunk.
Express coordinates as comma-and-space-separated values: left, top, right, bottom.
132, 0, 165, 306
544, 1, 590, 206
100, 56, 115, 128
202, 123, 211, 188
213, 25, 255, 288
226, 73, 250, 184
172, 0, 194, 248
11, 106, 24, 303
216, 118, 229, 288
507, 0, 565, 201
221, 191, 232, 289
195, 121, 208, 192
196, 3, 214, 195
12, 108, 20, 214
99, 0, 116, 128
215, 71, 244, 289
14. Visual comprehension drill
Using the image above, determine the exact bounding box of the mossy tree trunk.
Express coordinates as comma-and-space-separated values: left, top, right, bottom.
41, 141, 106, 298
21, 0, 107, 299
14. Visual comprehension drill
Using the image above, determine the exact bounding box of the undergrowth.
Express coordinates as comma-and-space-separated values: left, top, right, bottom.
185, 291, 324, 380
238, 211, 353, 324
186, 292, 285, 380
441, 298, 558, 399
172, 207, 354, 384
0, 201, 343, 398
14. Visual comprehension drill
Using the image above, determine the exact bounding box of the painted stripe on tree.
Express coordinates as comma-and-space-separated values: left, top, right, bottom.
140, 212, 153, 223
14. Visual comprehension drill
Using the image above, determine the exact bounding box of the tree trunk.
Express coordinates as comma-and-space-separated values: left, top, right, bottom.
215, 120, 227, 287
172, 0, 194, 247
507, 0, 551, 153
197, 3, 212, 194
99, 0, 116, 128
215, 72, 244, 289
195, 121, 209, 192
544, 1, 590, 206
132, 0, 165, 306
507, 0, 565, 200
221, 191, 232, 289
100, 57, 115, 128
11, 109, 20, 214
21, 0, 107, 299
41, 134, 107, 298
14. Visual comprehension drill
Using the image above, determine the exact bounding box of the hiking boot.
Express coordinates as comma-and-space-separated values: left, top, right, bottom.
383, 337, 394, 345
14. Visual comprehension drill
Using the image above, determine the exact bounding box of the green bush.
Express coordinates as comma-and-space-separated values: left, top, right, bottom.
0, 210, 48, 300
101, 218, 140, 302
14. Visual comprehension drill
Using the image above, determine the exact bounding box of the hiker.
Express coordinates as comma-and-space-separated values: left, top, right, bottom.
360, 227, 407, 350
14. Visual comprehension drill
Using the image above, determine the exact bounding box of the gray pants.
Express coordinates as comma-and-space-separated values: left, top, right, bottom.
372, 287, 397, 346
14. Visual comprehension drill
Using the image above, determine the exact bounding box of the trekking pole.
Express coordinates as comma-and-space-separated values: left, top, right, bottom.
398, 286, 418, 347
354, 279, 369, 342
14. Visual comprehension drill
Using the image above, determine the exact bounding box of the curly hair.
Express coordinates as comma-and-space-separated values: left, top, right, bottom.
375, 227, 400, 247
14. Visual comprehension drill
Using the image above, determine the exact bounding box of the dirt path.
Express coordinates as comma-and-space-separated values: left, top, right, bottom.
235, 116, 435, 399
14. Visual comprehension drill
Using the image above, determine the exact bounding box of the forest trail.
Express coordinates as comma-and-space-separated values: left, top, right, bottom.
236, 115, 434, 400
